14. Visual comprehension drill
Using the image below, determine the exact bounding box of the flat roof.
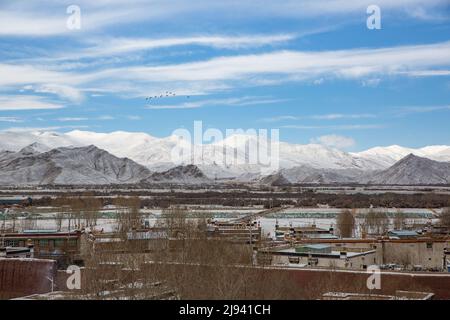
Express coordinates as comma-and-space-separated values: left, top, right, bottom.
301, 244, 331, 250
388, 230, 419, 236
277, 248, 375, 258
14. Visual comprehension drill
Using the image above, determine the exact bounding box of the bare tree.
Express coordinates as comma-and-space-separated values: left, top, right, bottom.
365, 210, 389, 235
336, 209, 355, 238
113, 196, 142, 232
393, 209, 407, 230
440, 207, 450, 228
83, 196, 102, 227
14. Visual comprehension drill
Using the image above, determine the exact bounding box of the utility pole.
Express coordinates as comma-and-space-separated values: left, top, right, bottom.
46, 276, 54, 292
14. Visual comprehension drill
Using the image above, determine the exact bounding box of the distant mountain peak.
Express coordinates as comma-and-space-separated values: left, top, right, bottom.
143, 164, 210, 184
365, 154, 450, 185
0, 145, 151, 185
18, 142, 51, 155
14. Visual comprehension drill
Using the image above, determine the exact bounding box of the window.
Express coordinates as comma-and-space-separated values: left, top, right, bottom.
4, 240, 19, 247
39, 239, 49, 246
68, 239, 78, 247
426, 243, 433, 249
288, 257, 300, 264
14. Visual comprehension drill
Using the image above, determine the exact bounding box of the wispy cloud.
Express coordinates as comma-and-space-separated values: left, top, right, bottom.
0, 117, 24, 123
260, 113, 376, 122
63, 34, 297, 60
400, 70, 450, 77
25, 84, 84, 103
0, 125, 89, 133
56, 117, 88, 122
127, 115, 142, 120
2, 41, 450, 103
395, 105, 450, 116
1, 0, 447, 36
78, 41, 450, 97
146, 96, 286, 110
310, 134, 356, 149
0, 95, 64, 111
281, 124, 383, 130
55, 115, 117, 122
98, 115, 115, 120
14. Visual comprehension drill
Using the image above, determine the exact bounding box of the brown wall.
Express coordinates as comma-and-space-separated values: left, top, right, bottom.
0, 258, 57, 299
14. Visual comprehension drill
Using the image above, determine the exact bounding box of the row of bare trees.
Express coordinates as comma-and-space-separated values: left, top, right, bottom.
335, 209, 409, 238
52, 195, 103, 231
76, 207, 309, 299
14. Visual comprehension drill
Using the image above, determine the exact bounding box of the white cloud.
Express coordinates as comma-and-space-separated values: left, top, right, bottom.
260, 113, 376, 122
0, 64, 72, 86
311, 113, 376, 120
31, 84, 84, 103
259, 115, 299, 122
401, 70, 450, 77
0, 0, 447, 36
282, 124, 382, 130
0, 117, 23, 123
146, 96, 285, 110
0, 125, 89, 133
64, 34, 296, 60
311, 134, 356, 149
127, 115, 142, 120
395, 105, 450, 116
0, 95, 64, 110
56, 115, 117, 121
80, 41, 450, 94
2, 40, 450, 104
98, 115, 115, 120
56, 117, 88, 122
313, 78, 324, 85
361, 78, 381, 87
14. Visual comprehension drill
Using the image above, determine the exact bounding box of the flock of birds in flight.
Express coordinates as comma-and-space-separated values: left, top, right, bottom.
145, 91, 190, 102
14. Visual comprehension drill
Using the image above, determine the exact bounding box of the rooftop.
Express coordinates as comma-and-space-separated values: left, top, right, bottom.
388, 230, 419, 237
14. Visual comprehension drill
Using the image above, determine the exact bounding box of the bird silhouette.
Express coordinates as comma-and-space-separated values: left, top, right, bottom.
144, 92, 183, 101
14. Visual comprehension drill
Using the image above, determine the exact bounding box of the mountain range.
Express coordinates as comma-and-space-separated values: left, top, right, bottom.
260, 154, 450, 185
0, 144, 209, 185
0, 130, 449, 185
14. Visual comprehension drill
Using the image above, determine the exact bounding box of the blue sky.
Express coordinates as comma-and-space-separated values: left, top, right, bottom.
0, 0, 450, 151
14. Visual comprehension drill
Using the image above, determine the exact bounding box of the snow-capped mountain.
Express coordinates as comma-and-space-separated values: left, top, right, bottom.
142, 164, 211, 184
352, 145, 450, 168
258, 166, 367, 185
0, 130, 449, 181
363, 154, 450, 185
0, 143, 214, 186
259, 155, 450, 186
0, 145, 152, 185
